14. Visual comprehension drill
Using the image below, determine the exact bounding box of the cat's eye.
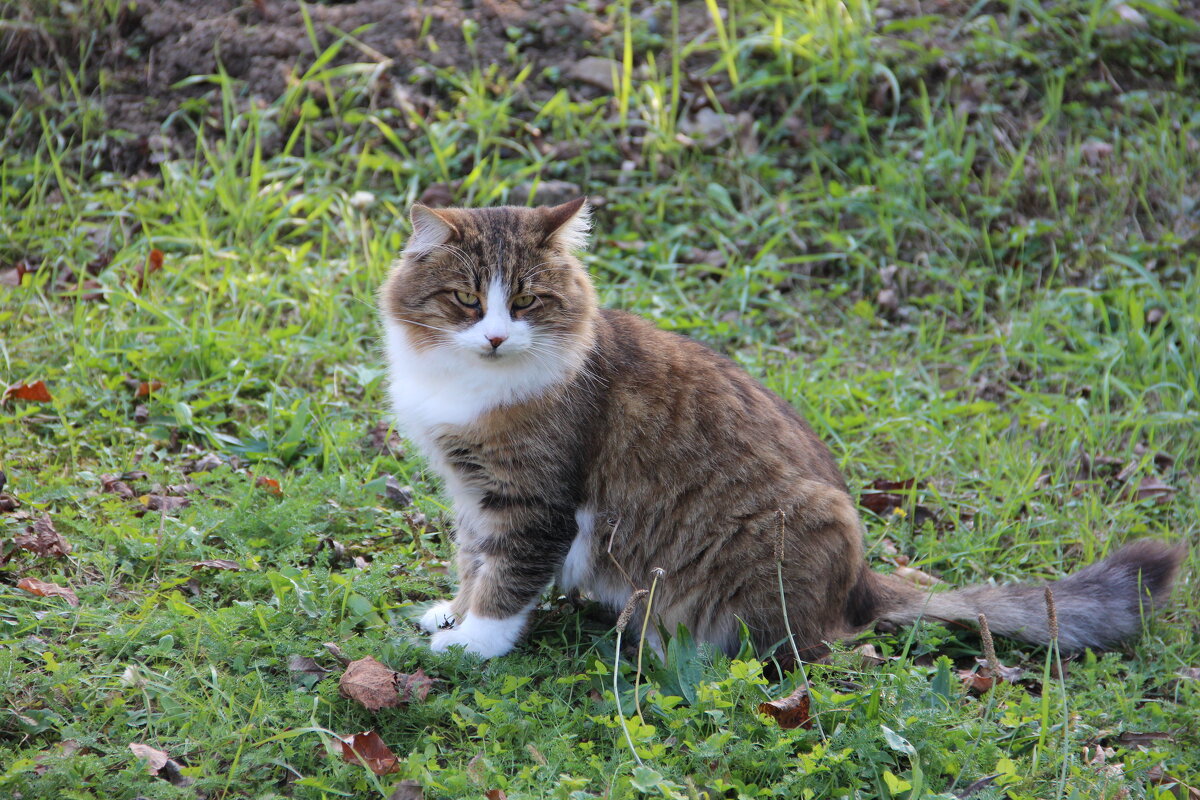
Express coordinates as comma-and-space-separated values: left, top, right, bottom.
453, 290, 480, 307
511, 294, 536, 310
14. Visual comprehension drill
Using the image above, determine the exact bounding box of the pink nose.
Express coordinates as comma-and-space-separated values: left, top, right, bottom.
488, 335, 507, 350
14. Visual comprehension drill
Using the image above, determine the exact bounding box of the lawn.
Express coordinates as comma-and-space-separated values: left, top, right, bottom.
1, 0, 1198, 798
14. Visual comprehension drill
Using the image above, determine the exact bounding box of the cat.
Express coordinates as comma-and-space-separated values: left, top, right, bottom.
379, 197, 1183, 660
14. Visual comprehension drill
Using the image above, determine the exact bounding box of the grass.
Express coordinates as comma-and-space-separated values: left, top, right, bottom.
1, 0, 1198, 797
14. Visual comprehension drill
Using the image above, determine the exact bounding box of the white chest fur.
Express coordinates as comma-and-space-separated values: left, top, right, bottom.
381, 319, 578, 451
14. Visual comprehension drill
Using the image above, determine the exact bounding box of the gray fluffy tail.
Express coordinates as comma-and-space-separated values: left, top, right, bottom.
871, 539, 1185, 652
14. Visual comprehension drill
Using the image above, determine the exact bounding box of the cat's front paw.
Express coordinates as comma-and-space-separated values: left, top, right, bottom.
417, 600, 457, 633
428, 613, 524, 659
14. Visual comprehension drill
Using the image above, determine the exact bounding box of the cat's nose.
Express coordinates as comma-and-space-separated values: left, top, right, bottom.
488, 335, 507, 350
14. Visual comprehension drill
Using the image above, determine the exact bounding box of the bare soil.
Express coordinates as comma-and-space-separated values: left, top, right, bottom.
1, 0, 616, 172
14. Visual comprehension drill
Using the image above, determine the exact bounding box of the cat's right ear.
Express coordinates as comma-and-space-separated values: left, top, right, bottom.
405, 204, 459, 259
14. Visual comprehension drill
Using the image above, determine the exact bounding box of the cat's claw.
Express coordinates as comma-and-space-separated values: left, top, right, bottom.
417, 600, 456, 633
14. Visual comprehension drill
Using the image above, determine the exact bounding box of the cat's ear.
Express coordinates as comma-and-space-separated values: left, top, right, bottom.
405, 204, 459, 258
539, 197, 591, 251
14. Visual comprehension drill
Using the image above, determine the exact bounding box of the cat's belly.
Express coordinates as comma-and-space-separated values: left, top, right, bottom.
559, 507, 631, 612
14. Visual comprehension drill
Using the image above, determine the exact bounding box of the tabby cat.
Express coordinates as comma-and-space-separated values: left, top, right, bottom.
379, 198, 1182, 660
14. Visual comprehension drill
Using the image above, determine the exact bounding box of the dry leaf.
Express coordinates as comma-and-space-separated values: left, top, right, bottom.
139, 495, 189, 512
255, 476, 283, 496
339, 731, 401, 775
101, 474, 136, 500
959, 657, 1022, 692
184, 453, 223, 473
135, 248, 164, 290
129, 742, 170, 773
0, 494, 19, 512
757, 686, 812, 729
288, 655, 330, 680
17, 577, 80, 606
193, 559, 242, 571
1177, 667, 1200, 681
133, 403, 150, 424
954, 774, 999, 798
485, 790, 508, 800
389, 779, 425, 800
340, 657, 432, 710
324, 641, 350, 666
1126, 476, 1176, 505
12, 514, 72, 558
135, 380, 164, 397
1115, 730, 1173, 747
893, 565, 941, 587
4, 381, 53, 403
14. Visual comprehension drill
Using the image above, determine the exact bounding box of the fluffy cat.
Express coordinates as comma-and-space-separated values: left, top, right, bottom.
379, 198, 1182, 660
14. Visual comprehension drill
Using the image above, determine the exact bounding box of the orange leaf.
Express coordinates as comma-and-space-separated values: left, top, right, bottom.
758, 686, 812, 729
339, 731, 401, 775
5, 381, 53, 403
135, 380, 164, 397
255, 476, 283, 496
17, 577, 79, 606
485, 790, 508, 800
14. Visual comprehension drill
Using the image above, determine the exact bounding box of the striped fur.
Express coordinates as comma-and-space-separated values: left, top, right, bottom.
380, 200, 1184, 660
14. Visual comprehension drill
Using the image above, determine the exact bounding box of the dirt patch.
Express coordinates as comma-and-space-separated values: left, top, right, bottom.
2, 0, 616, 172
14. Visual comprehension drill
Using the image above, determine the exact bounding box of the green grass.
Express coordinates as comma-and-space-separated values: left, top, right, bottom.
2, 0, 1198, 797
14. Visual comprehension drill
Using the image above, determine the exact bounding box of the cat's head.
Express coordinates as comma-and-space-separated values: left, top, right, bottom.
381, 199, 598, 369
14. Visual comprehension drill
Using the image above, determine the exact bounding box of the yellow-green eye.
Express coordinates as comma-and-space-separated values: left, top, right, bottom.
454, 290, 479, 307
512, 294, 536, 310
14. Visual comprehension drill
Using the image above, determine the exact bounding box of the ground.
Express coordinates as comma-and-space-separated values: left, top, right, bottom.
1, 1, 1198, 799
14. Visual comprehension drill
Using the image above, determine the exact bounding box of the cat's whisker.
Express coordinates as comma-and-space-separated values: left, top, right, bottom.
393, 317, 458, 335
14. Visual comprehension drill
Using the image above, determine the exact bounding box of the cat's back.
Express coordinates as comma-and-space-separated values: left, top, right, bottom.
586, 308, 846, 493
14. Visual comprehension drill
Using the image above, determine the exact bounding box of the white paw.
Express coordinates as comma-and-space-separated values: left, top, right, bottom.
417, 601, 456, 633
428, 611, 527, 659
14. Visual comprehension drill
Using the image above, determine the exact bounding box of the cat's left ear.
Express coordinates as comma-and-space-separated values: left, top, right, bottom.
539, 197, 591, 251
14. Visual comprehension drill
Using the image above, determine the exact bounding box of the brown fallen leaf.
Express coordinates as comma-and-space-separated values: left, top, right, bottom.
954, 774, 999, 798
0, 494, 19, 512
339, 731, 401, 775
12, 514, 72, 558
383, 475, 413, 507
893, 565, 941, 587
133, 403, 150, 423
184, 452, 223, 473
1125, 476, 1176, 505
340, 656, 433, 711
100, 474, 136, 500
134, 248, 164, 290
288, 655, 331, 681
324, 642, 351, 666
139, 495, 189, 512
135, 380, 164, 397
129, 742, 170, 773
757, 686, 812, 729
959, 657, 1023, 693
255, 476, 283, 496
485, 790, 508, 800
193, 559, 242, 571
17, 577, 80, 606
1114, 730, 1173, 747
129, 741, 192, 786
389, 779, 425, 800
365, 420, 406, 458
4, 381, 53, 403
